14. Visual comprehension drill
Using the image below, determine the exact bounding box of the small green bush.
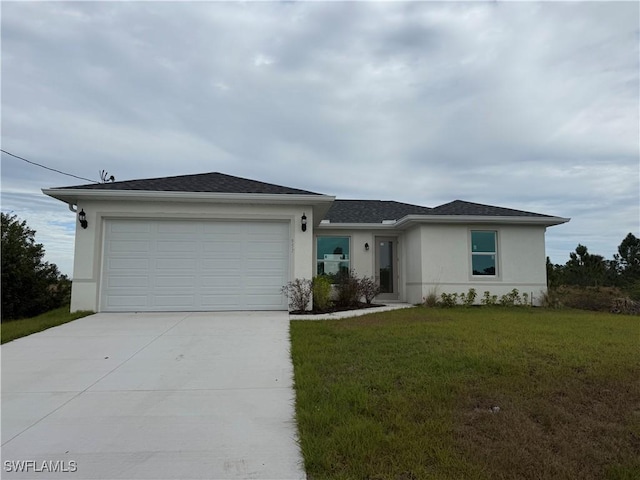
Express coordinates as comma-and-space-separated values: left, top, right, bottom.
499, 288, 522, 306
481, 291, 498, 306
312, 276, 332, 312
459, 288, 477, 307
439, 292, 458, 307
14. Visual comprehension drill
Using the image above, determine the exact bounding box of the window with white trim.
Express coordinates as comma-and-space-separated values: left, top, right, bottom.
316, 236, 350, 278
471, 230, 497, 276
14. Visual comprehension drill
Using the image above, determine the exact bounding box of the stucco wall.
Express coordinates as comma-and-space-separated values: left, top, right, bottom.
70, 199, 315, 312
403, 227, 423, 304
404, 223, 549, 305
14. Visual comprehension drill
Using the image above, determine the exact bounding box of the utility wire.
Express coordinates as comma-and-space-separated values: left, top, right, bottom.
1, 149, 98, 184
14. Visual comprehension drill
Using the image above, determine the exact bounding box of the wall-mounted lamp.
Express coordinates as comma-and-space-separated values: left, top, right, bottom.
364, 242, 370, 251
301, 213, 307, 232
78, 209, 88, 229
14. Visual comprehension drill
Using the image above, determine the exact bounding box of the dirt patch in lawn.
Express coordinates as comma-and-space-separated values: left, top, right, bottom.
454, 376, 640, 480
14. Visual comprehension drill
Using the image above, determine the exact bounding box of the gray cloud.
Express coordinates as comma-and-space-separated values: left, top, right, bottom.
2, 1, 638, 276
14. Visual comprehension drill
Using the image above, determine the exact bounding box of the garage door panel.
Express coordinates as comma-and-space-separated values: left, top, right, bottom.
108, 258, 149, 270
109, 240, 150, 252
201, 276, 242, 287
157, 222, 199, 234
107, 276, 150, 288
155, 276, 196, 288
202, 241, 242, 254
153, 295, 196, 307
110, 223, 151, 234
201, 260, 242, 272
156, 258, 198, 270
156, 240, 198, 252
102, 220, 289, 312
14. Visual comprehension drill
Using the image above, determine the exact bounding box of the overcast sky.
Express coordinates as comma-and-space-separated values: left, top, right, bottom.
2, 1, 638, 277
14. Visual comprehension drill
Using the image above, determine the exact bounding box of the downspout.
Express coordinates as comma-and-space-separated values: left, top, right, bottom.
68, 203, 78, 213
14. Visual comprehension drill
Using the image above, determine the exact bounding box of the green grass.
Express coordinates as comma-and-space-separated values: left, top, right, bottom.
1, 306, 94, 344
290, 307, 640, 480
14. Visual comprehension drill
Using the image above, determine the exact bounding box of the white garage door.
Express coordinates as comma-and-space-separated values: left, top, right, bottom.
101, 219, 290, 312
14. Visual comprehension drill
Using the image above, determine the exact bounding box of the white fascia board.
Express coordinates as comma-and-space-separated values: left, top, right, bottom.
394, 214, 571, 228
317, 215, 570, 231
41, 189, 336, 226
316, 222, 399, 231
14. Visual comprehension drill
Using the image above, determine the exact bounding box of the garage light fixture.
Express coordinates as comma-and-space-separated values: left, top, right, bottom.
365, 242, 370, 251
78, 209, 88, 229
301, 213, 307, 232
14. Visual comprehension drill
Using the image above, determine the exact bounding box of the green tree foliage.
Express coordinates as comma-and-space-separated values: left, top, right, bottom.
1, 213, 70, 320
564, 244, 607, 287
614, 233, 640, 283
547, 233, 640, 299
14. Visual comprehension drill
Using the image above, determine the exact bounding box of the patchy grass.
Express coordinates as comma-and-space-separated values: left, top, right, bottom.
290, 307, 640, 480
1, 306, 93, 344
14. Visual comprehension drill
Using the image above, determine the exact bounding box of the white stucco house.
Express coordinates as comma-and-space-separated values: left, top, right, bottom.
43, 172, 569, 312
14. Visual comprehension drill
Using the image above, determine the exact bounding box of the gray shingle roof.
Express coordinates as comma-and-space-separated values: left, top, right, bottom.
430, 200, 552, 218
324, 200, 432, 223
57, 172, 323, 195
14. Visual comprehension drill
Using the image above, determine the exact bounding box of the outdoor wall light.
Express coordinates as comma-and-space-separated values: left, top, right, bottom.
78, 209, 88, 229
365, 242, 370, 251
301, 213, 307, 232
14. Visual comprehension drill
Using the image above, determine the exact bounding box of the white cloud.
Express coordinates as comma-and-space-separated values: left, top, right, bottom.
1, 0, 638, 269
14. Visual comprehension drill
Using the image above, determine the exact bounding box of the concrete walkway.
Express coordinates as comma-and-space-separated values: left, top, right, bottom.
1, 312, 305, 479
290, 302, 414, 320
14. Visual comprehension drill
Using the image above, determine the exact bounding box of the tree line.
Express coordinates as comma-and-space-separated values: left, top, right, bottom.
1, 213, 71, 320
546, 233, 640, 297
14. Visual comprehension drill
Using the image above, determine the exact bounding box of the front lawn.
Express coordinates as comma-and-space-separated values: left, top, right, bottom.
1, 306, 94, 344
290, 307, 640, 480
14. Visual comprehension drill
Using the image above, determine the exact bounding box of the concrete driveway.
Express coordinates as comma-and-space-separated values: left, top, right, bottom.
1, 312, 305, 479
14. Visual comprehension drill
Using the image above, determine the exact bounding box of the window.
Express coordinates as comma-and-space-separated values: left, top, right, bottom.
471, 231, 497, 276
316, 236, 350, 277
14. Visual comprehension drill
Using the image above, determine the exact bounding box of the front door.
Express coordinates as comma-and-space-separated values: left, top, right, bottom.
375, 237, 398, 300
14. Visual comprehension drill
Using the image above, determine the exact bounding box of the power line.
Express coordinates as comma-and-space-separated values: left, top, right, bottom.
1, 149, 98, 184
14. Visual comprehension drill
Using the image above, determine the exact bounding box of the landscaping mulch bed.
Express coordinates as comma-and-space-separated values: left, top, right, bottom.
290, 302, 385, 315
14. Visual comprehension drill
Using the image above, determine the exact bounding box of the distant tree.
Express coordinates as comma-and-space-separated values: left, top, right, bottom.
546, 256, 562, 289
614, 233, 640, 282
1, 213, 70, 320
564, 244, 607, 287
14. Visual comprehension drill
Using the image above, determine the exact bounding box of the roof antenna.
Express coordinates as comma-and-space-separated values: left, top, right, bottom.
99, 169, 115, 183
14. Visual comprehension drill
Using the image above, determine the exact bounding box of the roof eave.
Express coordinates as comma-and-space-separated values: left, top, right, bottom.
395, 215, 571, 228
42, 188, 336, 225
316, 222, 401, 231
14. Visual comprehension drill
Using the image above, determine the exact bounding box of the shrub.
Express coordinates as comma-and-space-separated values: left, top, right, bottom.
539, 289, 562, 309
459, 288, 477, 307
481, 291, 498, 306
359, 276, 380, 305
439, 292, 458, 308
423, 287, 439, 307
610, 297, 640, 315
556, 285, 624, 312
499, 288, 522, 306
281, 279, 312, 312
334, 270, 362, 308
312, 276, 332, 312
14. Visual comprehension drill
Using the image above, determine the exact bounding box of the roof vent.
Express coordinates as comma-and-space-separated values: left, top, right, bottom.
382, 220, 396, 225
320, 219, 331, 224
